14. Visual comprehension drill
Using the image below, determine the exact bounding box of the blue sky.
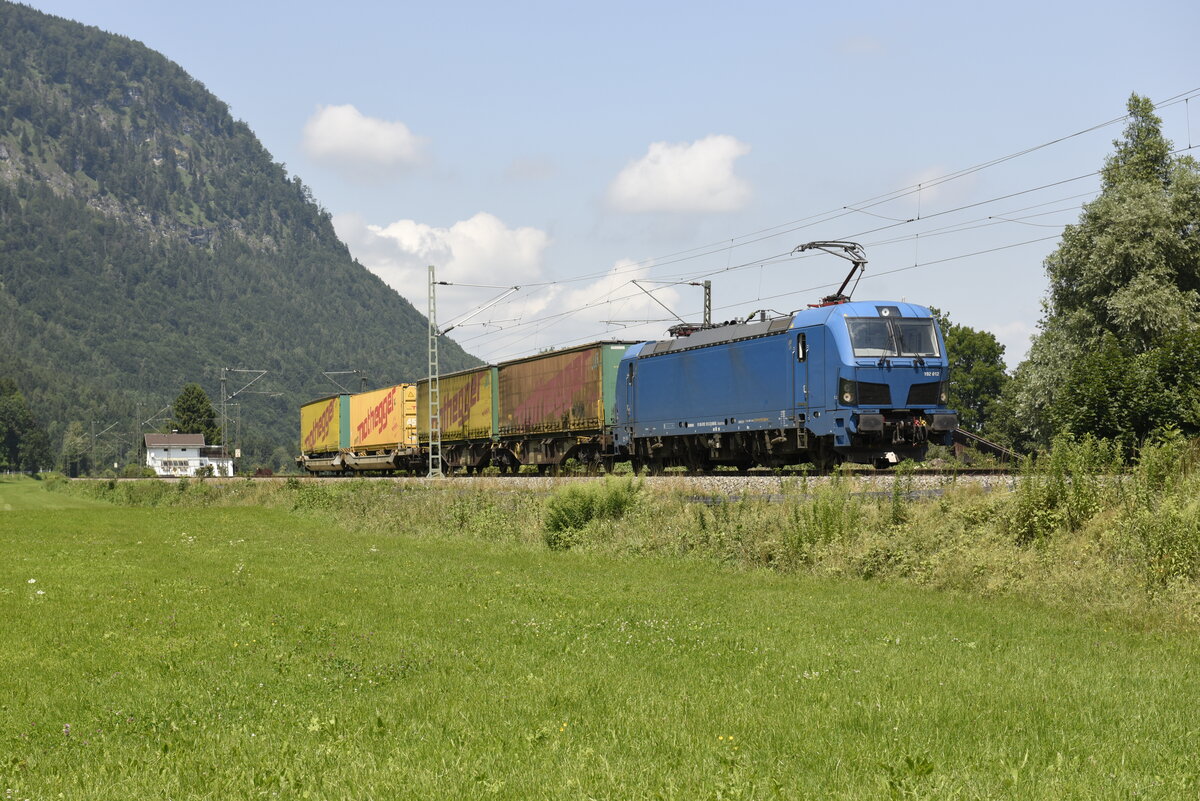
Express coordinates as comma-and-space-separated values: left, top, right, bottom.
23, 0, 1200, 365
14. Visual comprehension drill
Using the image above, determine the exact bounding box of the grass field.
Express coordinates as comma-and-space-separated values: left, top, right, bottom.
0, 475, 111, 510
2, 476, 1199, 798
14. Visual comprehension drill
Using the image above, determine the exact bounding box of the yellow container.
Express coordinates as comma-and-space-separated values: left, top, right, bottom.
350, 384, 417, 449
300, 395, 342, 455
417, 366, 496, 442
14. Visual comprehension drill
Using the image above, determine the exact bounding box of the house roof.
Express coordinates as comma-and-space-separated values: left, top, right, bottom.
145, 433, 206, 447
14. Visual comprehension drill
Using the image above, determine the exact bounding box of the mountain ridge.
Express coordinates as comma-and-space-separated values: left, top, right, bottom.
0, 0, 478, 470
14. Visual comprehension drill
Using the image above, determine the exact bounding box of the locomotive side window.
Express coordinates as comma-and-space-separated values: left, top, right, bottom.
796, 333, 807, 362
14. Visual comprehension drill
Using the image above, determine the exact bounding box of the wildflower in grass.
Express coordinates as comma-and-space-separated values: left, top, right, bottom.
27, 579, 35, 584
62, 724, 70, 736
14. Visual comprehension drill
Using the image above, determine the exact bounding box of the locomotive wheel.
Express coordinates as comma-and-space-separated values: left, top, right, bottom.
814, 453, 845, 474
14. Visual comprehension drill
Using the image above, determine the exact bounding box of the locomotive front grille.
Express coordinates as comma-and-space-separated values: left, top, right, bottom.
906, 382, 943, 406
857, 382, 892, 405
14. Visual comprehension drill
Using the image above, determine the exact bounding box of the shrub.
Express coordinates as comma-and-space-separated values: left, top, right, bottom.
543, 478, 642, 549
1004, 434, 1123, 544
782, 484, 862, 566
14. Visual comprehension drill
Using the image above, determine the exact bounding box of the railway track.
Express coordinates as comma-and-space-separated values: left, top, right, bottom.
136, 467, 1017, 489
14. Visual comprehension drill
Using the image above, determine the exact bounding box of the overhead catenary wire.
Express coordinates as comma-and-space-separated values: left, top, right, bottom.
486, 234, 1068, 356
496, 87, 1200, 296
458, 177, 1099, 352
462, 136, 1194, 357
452, 94, 1200, 359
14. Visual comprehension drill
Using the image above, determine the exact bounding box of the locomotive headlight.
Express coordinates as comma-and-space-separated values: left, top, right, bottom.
838, 378, 857, 406
939, 383, 948, 404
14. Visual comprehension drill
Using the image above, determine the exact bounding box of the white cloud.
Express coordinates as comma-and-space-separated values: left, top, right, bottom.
607, 135, 752, 213
335, 212, 688, 360
333, 211, 550, 327
302, 104, 426, 176
560, 260, 682, 336
463, 260, 685, 361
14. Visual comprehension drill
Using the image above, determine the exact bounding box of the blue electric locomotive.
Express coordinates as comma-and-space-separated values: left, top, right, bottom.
613, 300, 958, 470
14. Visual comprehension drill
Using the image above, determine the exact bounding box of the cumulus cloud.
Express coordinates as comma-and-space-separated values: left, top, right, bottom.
559, 260, 682, 335
467, 260, 685, 361
302, 104, 426, 176
333, 211, 550, 326
607, 135, 752, 213
335, 211, 688, 359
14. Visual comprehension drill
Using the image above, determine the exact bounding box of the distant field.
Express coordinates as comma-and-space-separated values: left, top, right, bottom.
0, 475, 111, 510
2, 477, 1199, 798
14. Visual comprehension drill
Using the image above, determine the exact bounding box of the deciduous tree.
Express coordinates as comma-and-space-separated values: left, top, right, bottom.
930, 309, 1009, 434
1000, 94, 1200, 448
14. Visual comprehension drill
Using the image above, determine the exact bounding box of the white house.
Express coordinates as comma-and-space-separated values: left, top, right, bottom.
144, 433, 233, 477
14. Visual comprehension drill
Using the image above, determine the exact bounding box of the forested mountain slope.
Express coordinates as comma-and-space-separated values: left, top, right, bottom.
0, 1, 478, 469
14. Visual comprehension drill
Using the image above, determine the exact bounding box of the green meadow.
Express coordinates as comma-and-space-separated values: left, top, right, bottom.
0, 475, 110, 511
2, 470, 1199, 799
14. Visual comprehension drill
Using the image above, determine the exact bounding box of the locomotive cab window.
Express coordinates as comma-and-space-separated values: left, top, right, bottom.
796, 333, 807, 362
894, 319, 940, 357
846, 317, 941, 358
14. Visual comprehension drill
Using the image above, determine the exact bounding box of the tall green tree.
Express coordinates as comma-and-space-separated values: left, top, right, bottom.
0, 379, 52, 472
172, 383, 221, 444
999, 94, 1200, 449
930, 309, 1009, 434
59, 420, 90, 477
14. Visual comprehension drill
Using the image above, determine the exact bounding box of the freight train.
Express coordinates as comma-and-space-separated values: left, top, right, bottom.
298, 300, 958, 474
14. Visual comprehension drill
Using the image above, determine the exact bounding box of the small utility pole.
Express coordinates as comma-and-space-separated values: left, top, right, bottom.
427, 265, 443, 478
423, 270, 518, 478
321, 370, 367, 394
219, 368, 270, 469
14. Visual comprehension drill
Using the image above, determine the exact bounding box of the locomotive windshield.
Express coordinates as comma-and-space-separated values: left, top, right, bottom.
846, 317, 941, 358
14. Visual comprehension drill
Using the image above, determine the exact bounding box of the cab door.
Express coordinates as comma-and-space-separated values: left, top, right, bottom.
793, 330, 808, 417
794, 327, 825, 418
